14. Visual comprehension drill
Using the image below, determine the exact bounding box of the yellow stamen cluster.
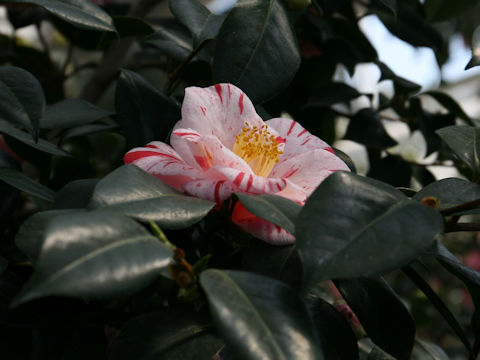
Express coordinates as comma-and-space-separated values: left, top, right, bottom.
233, 122, 283, 177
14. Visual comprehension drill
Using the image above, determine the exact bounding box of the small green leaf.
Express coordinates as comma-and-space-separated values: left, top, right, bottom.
0, 66, 45, 139
297, 172, 444, 287
115, 70, 180, 147
169, 0, 226, 47
436, 125, 480, 176
336, 277, 415, 360
0, 168, 54, 201
143, 28, 193, 61
305, 82, 361, 108
90, 165, 215, 229
0, 120, 69, 156
234, 193, 301, 235
13, 211, 172, 305
423, 91, 474, 126
40, 99, 113, 129
4, 0, 115, 32
213, 0, 300, 103
200, 269, 325, 360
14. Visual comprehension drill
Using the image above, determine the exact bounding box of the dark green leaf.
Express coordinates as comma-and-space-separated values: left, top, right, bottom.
143, 27, 193, 61
54, 179, 99, 209
296, 172, 444, 287
200, 269, 324, 360
234, 193, 301, 235
0, 65, 45, 138
112, 16, 154, 37
368, 155, 412, 188
436, 125, 480, 175
115, 70, 180, 147
0, 120, 69, 156
377, 61, 421, 95
4, 0, 115, 32
40, 99, 113, 129
423, 91, 474, 126
111, 309, 222, 360
12, 211, 172, 305
59, 123, 118, 144
377, 0, 396, 16
90, 165, 215, 229
306, 82, 361, 107
336, 277, 415, 360
15, 209, 82, 262
413, 177, 480, 213
169, 0, 226, 47
403, 265, 473, 355
213, 0, 300, 103
307, 297, 359, 360
425, 0, 478, 22
345, 108, 397, 150
0, 167, 54, 201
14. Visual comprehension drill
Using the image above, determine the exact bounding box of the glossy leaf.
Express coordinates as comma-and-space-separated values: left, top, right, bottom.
169, 0, 226, 47
377, 61, 421, 95
336, 277, 415, 360
115, 70, 180, 147
0, 120, 69, 156
5, 0, 115, 32
13, 211, 172, 305
200, 269, 324, 360
305, 82, 361, 108
436, 125, 480, 175
296, 172, 444, 287
413, 177, 480, 213
0, 65, 45, 138
213, 0, 300, 103
143, 27, 193, 61
111, 309, 222, 360
0, 167, 54, 201
15, 209, 82, 262
40, 99, 113, 129
90, 165, 215, 229
54, 179, 99, 209
412, 339, 450, 360
234, 193, 302, 235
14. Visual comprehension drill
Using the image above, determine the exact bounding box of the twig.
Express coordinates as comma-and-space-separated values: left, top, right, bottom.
440, 198, 480, 216
166, 40, 210, 92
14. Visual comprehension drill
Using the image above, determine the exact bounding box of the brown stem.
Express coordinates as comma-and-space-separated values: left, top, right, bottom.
440, 198, 480, 216
166, 40, 210, 92
445, 222, 480, 233
79, 0, 164, 103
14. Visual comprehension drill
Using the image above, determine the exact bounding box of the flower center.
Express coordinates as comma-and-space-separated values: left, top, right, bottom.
233, 122, 283, 177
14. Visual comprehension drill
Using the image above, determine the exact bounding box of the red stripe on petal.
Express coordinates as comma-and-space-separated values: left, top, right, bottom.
124, 151, 177, 163
246, 175, 253, 191
227, 84, 232, 98
200, 106, 206, 116
275, 225, 282, 234
145, 144, 156, 148
297, 129, 307, 137
283, 168, 298, 178
215, 84, 223, 103
287, 121, 296, 136
238, 93, 244, 114
276, 136, 286, 144
194, 156, 210, 170
276, 183, 283, 191
325, 147, 336, 154
214, 180, 225, 203
301, 138, 311, 145
233, 172, 245, 187
175, 131, 201, 138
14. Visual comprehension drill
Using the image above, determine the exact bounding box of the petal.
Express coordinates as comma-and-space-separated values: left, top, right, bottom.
183, 179, 238, 203
205, 166, 287, 194
271, 148, 350, 196
275, 180, 308, 205
176, 84, 264, 149
124, 141, 204, 190
232, 203, 295, 245
266, 118, 334, 158
171, 129, 252, 173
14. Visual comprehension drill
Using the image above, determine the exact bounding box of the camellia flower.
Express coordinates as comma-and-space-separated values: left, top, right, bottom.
124, 84, 349, 244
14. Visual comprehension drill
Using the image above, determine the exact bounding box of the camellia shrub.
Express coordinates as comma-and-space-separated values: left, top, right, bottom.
2, 0, 480, 359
